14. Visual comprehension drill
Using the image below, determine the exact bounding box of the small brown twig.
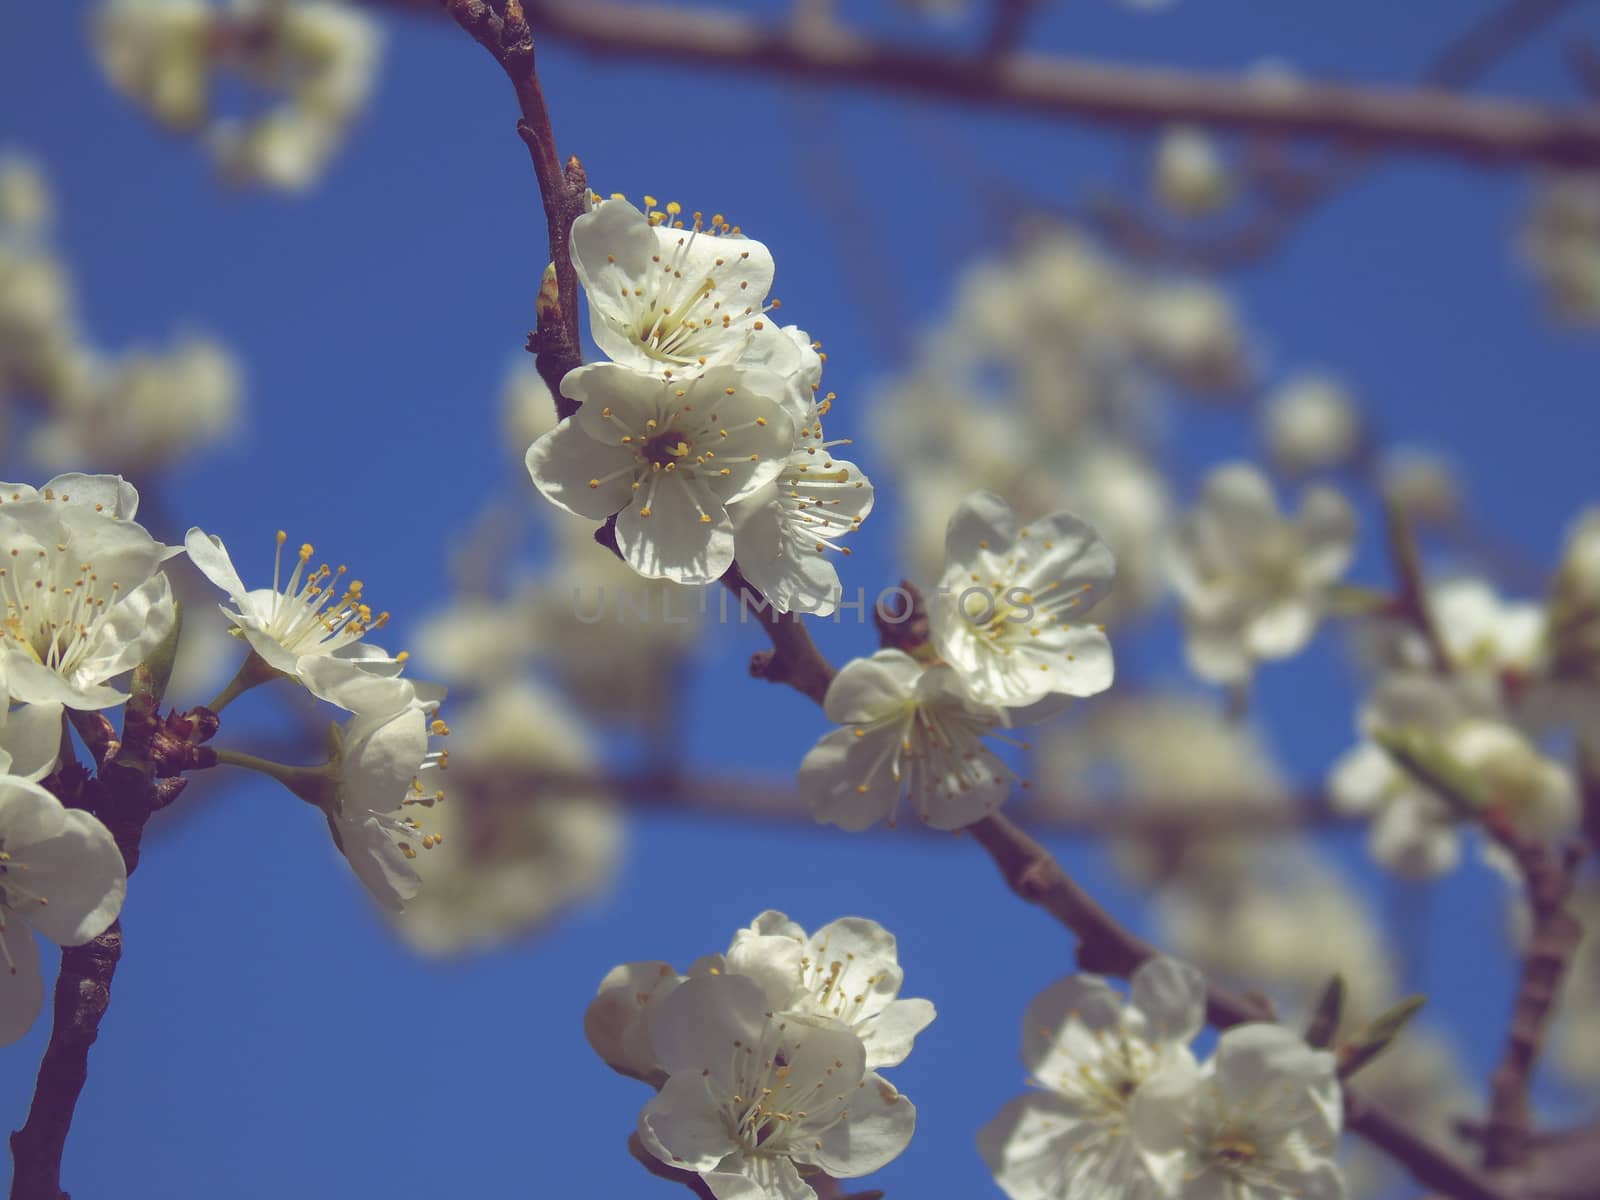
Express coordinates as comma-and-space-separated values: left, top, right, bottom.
442, 0, 588, 418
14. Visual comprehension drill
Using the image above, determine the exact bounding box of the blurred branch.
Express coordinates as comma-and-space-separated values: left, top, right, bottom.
441, 0, 587, 420
372, 0, 1600, 166
1090, 0, 1581, 268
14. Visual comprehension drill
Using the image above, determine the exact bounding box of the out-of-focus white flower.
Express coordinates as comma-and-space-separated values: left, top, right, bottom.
93, 0, 382, 191
1130, 1024, 1345, 1200
1549, 508, 1600, 686
1331, 672, 1577, 879
30, 336, 240, 473
1169, 463, 1356, 685
1153, 126, 1231, 216
798, 649, 1014, 831
0, 774, 126, 1045
929, 491, 1115, 710
184, 526, 404, 695
569, 197, 796, 378
0, 156, 52, 236
1133, 281, 1251, 394
1521, 171, 1600, 323
637, 973, 917, 1200
1551, 880, 1600, 1083
1160, 852, 1396, 1017
722, 911, 936, 1069
1040, 696, 1286, 885
1262, 374, 1363, 475
0, 246, 76, 391
390, 682, 620, 957
979, 958, 1206, 1200
527, 362, 793, 584
92, 0, 211, 131
1379, 449, 1461, 527
0, 474, 178, 710
1341, 1028, 1476, 1199
500, 361, 557, 458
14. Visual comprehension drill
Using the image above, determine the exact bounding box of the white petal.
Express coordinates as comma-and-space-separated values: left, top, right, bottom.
638, 1073, 737, 1173
584, 960, 680, 1079
616, 478, 734, 585
646, 973, 768, 1079
84, 570, 178, 683
525, 419, 638, 521
1297, 486, 1357, 581
858, 997, 936, 1068
181, 528, 249, 603
0, 702, 64, 782
703, 1153, 814, 1200
0, 917, 44, 1046
1130, 957, 1206, 1046
944, 490, 1020, 566
810, 1071, 916, 1177
799, 727, 903, 832
822, 650, 920, 725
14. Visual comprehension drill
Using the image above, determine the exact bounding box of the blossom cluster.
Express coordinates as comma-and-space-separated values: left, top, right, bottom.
0, 471, 458, 1049
981, 958, 1346, 1200
525, 196, 873, 611
587, 912, 930, 1200
799, 490, 1116, 831
92, 0, 381, 191
0, 155, 240, 473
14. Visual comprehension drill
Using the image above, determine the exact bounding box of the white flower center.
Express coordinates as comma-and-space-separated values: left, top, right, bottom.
716, 1020, 852, 1157
261, 530, 387, 654
618, 204, 776, 367
588, 401, 770, 521
852, 698, 1005, 826
0, 544, 123, 679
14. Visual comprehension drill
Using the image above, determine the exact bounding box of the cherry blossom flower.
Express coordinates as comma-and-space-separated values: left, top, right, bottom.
526, 362, 794, 584
0, 774, 126, 1045
637, 972, 917, 1200
184, 526, 405, 698
0, 698, 65, 783
1168, 463, 1355, 686
1262, 374, 1364, 476
978, 958, 1207, 1200
569, 196, 796, 376
0, 474, 178, 710
1130, 1023, 1345, 1200
928, 491, 1116, 711
722, 911, 935, 1069
798, 649, 1014, 831
729, 327, 874, 615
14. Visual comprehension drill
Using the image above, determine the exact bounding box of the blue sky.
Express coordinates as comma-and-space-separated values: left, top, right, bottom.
3, 1, 1598, 1197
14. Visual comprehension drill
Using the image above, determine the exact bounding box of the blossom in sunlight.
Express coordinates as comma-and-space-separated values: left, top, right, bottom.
585, 910, 933, 1085
569, 196, 798, 377
0, 474, 178, 710
728, 326, 874, 615
722, 911, 936, 1070
1152, 126, 1231, 216
798, 649, 1015, 831
636, 973, 917, 1200
978, 957, 1207, 1200
30, 336, 240, 474
1330, 672, 1577, 879
929, 491, 1115, 711
184, 526, 405, 694
92, 0, 211, 131
296, 659, 449, 911
1132, 281, 1251, 394
1261, 374, 1364, 476
1130, 1024, 1345, 1200
526, 362, 794, 584
0, 774, 126, 1046
388, 682, 621, 958
0, 697, 67, 783
1168, 463, 1355, 686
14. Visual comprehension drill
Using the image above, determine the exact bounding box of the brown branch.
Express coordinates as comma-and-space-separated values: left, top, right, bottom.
442, 0, 587, 419
373, 0, 1600, 166
10, 657, 177, 1199
1477, 820, 1587, 1171
720, 563, 837, 706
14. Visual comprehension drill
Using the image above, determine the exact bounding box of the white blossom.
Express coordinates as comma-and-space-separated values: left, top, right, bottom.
526, 362, 794, 584
1262, 374, 1363, 476
0, 699, 66, 783
300, 658, 449, 911
1129, 1024, 1345, 1200
389, 682, 620, 957
721, 911, 936, 1069
1378, 449, 1461, 527
184, 526, 405, 692
798, 649, 1014, 831
0, 474, 178, 710
929, 491, 1115, 710
0, 774, 126, 1045
1169, 463, 1355, 685
0, 156, 52, 237
1152, 126, 1231, 216
569, 196, 796, 377
637, 972, 916, 1200
978, 958, 1207, 1200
